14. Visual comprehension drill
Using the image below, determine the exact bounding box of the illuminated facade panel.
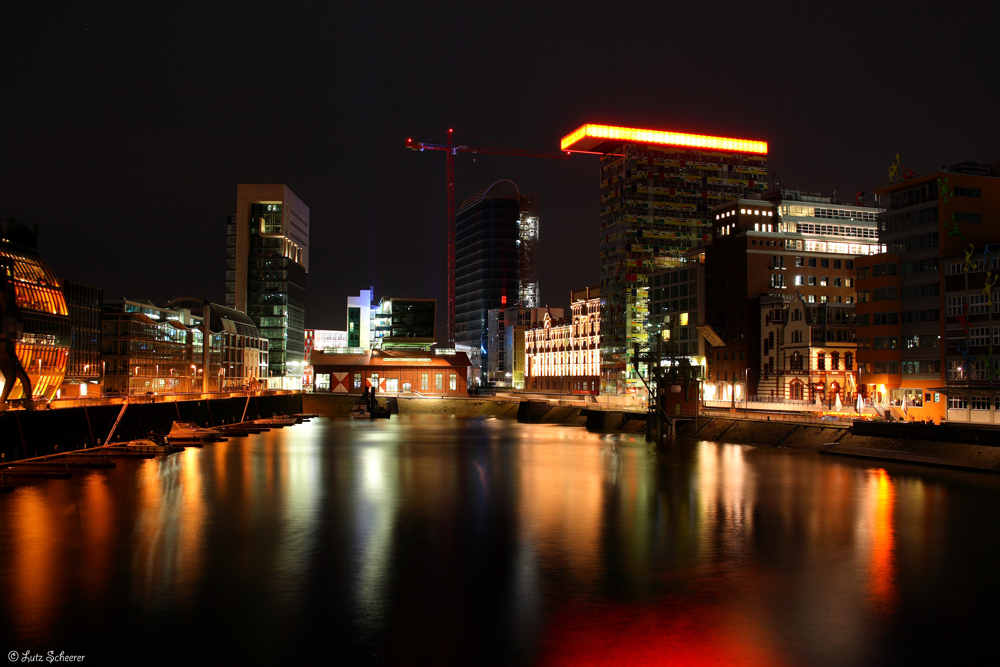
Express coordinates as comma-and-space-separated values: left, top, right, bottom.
525, 287, 601, 394
561, 124, 768, 155
0, 241, 70, 403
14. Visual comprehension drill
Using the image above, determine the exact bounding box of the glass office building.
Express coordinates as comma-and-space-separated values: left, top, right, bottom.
226, 185, 309, 389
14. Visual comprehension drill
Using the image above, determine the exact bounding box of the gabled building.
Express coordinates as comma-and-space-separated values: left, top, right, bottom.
754, 293, 858, 407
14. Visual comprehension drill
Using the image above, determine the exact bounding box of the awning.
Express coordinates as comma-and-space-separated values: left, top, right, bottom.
696, 325, 725, 348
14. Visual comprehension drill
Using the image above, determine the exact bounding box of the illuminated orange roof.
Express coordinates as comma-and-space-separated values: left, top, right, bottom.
560, 123, 767, 155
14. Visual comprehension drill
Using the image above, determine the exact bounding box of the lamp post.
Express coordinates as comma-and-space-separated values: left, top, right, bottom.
191, 364, 197, 392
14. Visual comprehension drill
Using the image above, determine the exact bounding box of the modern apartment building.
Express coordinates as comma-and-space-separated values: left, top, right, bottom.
859, 161, 1000, 424
102, 298, 269, 395
455, 179, 523, 385
704, 192, 881, 401
560, 124, 768, 395
226, 184, 309, 388
372, 297, 436, 350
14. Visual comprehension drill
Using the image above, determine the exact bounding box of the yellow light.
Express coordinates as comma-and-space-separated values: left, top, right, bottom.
560, 123, 768, 154
680, 312, 688, 326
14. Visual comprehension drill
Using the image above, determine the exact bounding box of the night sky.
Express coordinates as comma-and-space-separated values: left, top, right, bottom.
3, 1, 998, 332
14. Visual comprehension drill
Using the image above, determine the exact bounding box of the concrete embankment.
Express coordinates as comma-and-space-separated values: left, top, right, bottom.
680, 417, 1000, 473
0, 394, 303, 462
303, 394, 645, 431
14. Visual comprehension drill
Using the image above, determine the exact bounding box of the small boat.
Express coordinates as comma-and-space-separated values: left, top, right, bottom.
126, 437, 183, 454
254, 416, 297, 427
168, 421, 226, 444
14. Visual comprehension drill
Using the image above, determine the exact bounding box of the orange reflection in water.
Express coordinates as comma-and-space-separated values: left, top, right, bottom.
865, 468, 897, 614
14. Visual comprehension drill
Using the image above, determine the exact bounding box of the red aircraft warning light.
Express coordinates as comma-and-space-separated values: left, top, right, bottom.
560, 123, 768, 155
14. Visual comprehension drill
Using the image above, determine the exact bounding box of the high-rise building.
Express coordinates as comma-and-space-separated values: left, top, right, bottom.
226, 184, 309, 388
560, 124, 769, 395
455, 179, 523, 385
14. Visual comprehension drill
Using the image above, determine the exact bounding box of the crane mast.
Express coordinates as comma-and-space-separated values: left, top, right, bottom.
406, 129, 569, 345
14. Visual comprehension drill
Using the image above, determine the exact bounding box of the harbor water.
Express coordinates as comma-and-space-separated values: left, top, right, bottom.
2, 414, 999, 665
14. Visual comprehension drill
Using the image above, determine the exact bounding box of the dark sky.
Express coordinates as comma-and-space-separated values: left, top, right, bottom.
3, 1, 998, 332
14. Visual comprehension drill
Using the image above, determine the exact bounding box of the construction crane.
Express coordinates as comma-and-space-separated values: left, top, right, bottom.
406, 129, 570, 346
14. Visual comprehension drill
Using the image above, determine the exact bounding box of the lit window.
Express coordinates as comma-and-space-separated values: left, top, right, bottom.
754, 210, 760, 215
740, 209, 745, 214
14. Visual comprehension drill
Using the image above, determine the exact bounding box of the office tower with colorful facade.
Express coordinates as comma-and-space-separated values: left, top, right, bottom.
455, 179, 523, 385
560, 124, 768, 394
226, 184, 309, 388
857, 161, 1000, 425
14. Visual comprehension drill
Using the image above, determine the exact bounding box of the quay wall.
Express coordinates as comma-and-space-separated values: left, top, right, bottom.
680, 418, 1000, 474
0, 394, 302, 462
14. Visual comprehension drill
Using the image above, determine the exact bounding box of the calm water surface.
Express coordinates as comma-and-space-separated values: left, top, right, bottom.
2, 415, 999, 665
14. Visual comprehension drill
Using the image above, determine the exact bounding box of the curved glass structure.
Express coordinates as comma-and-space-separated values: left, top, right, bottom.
0, 241, 70, 402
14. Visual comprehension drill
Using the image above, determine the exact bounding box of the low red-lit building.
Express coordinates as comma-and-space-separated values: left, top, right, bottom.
310, 349, 471, 395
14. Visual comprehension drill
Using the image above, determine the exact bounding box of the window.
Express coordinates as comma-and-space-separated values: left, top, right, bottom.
354, 372, 362, 389
808, 276, 817, 286
873, 337, 899, 350
948, 361, 966, 381
845, 278, 853, 288
817, 352, 825, 370
435, 373, 443, 391
820, 277, 829, 287
845, 352, 853, 370
970, 294, 989, 315
807, 295, 816, 303
795, 275, 805, 286
795, 257, 804, 267
421, 373, 429, 391
857, 266, 869, 279
947, 296, 965, 317
948, 396, 967, 410
955, 187, 981, 198
831, 352, 840, 370
971, 396, 990, 410
450, 373, 457, 391
808, 258, 817, 267
971, 327, 989, 346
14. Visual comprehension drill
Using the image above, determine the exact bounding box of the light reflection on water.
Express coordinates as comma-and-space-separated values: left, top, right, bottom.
1, 415, 998, 665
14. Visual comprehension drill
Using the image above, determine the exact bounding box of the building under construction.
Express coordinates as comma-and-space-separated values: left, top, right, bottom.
560, 124, 769, 395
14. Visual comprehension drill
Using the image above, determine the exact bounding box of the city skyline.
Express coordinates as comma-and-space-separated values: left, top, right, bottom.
2, 2, 998, 337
